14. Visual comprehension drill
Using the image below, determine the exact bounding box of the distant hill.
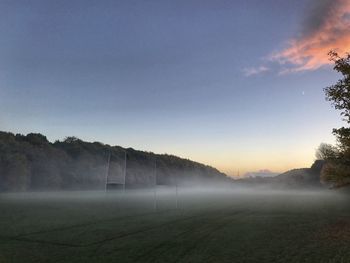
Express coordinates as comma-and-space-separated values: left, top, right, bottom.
243, 170, 279, 178
0, 131, 231, 192
236, 160, 325, 189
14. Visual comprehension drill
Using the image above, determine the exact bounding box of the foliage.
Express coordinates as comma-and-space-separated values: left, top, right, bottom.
0, 131, 229, 192
320, 51, 350, 187
321, 161, 350, 187
324, 51, 350, 123
315, 143, 339, 161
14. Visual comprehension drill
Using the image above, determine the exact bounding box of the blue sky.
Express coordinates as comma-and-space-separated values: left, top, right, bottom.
0, 0, 347, 175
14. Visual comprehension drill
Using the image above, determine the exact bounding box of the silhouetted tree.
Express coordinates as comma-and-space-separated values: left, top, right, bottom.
324, 51, 350, 149
25, 133, 49, 146
316, 143, 339, 160
63, 136, 81, 143
321, 51, 350, 187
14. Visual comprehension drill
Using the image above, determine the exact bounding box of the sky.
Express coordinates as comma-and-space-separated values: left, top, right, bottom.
0, 0, 349, 176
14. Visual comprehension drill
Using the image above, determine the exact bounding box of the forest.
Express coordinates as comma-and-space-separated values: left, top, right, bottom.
0, 131, 230, 192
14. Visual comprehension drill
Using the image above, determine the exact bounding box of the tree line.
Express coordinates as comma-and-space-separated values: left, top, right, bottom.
317, 51, 350, 187
0, 132, 230, 192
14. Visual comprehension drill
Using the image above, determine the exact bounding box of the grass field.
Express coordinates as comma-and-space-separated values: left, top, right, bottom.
0, 188, 349, 263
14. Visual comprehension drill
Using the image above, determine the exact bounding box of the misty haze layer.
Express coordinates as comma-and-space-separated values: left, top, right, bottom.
1, 189, 349, 262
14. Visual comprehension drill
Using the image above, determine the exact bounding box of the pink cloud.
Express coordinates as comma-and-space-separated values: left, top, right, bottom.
271, 0, 350, 73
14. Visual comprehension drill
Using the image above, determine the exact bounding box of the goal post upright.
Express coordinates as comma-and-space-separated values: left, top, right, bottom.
105, 150, 111, 192
123, 150, 127, 192
153, 157, 157, 211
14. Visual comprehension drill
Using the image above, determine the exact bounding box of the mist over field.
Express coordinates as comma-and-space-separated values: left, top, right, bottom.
1, 0, 350, 262
1, 188, 350, 263
3, 131, 350, 262
0, 132, 349, 263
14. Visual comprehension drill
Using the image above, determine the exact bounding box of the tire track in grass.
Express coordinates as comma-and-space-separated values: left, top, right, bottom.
87, 201, 239, 250
130, 209, 248, 263
0, 197, 242, 249
6, 195, 224, 240
171, 209, 252, 263
86, 210, 220, 247
0, 207, 228, 248
0, 236, 82, 248
83, 200, 235, 249
87, 203, 234, 257
0, 209, 178, 247
11, 208, 175, 239
90, 211, 212, 259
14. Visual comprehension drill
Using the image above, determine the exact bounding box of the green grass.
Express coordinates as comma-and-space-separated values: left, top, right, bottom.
0, 189, 349, 263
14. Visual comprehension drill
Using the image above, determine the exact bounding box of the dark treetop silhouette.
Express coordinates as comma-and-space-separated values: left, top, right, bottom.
0, 131, 230, 192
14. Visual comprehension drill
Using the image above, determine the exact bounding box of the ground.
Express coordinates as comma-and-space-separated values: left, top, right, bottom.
0, 189, 349, 263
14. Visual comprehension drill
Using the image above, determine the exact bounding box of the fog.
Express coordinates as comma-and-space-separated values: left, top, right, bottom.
1, 185, 345, 208
2, 184, 349, 262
